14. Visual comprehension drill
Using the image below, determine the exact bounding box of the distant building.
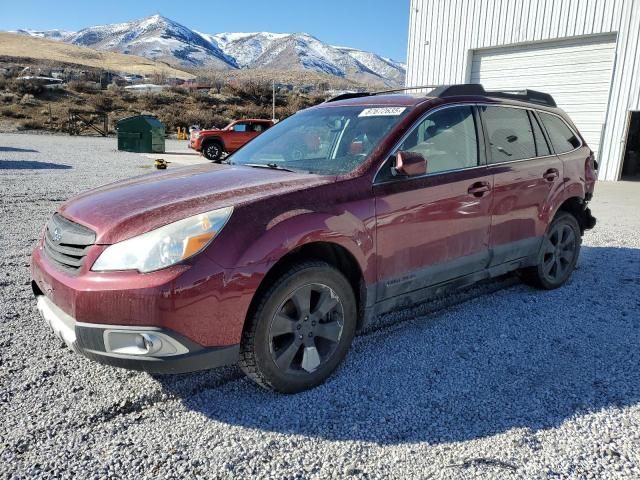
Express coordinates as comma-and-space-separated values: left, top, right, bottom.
406, 0, 640, 180
16, 75, 63, 84
124, 84, 168, 93
176, 80, 212, 91
122, 74, 145, 84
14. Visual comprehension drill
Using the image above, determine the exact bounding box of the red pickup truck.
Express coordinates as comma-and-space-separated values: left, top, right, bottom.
190, 119, 274, 161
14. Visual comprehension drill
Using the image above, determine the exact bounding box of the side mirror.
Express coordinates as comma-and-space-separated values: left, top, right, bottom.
392, 151, 427, 177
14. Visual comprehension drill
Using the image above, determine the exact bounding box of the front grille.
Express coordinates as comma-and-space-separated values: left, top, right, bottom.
43, 214, 96, 273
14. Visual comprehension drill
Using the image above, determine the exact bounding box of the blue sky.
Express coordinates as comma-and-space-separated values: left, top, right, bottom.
0, 0, 410, 61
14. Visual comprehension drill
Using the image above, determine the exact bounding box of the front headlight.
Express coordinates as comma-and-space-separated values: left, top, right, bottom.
91, 206, 233, 273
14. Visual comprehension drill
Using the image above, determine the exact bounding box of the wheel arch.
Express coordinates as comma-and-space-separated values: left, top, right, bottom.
242, 241, 367, 335
201, 136, 225, 150
553, 195, 591, 234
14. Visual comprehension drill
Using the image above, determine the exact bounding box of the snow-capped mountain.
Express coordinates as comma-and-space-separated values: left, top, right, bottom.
12, 15, 405, 86
12, 29, 73, 41
211, 32, 406, 86
204, 32, 290, 68
334, 46, 406, 87
65, 16, 237, 70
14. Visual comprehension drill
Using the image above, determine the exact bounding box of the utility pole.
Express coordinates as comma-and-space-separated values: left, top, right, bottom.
272, 80, 276, 121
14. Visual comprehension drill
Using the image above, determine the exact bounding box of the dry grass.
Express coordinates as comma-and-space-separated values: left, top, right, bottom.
0, 37, 371, 135
0, 32, 195, 80
0, 79, 327, 134
191, 68, 374, 90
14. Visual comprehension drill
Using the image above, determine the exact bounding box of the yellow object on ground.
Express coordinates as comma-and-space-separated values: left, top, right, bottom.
154, 159, 169, 169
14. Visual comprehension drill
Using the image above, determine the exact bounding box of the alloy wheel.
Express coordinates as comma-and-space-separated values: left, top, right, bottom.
205, 143, 221, 160
541, 223, 577, 283
268, 283, 344, 374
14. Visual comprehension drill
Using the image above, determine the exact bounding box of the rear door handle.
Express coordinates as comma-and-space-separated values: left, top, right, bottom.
468, 181, 491, 197
543, 168, 559, 181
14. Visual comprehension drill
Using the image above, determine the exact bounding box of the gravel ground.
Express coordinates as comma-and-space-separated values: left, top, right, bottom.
1, 132, 639, 479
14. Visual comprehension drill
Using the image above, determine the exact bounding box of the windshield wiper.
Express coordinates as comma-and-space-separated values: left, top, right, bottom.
242, 163, 297, 173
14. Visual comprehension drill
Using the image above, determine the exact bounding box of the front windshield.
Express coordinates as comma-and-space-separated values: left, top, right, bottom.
228, 105, 411, 175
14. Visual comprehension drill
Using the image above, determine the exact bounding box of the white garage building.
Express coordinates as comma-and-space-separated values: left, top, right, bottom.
406, 0, 640, 180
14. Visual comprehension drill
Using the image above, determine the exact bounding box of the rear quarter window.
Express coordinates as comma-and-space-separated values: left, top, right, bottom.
538, 112, 581, 154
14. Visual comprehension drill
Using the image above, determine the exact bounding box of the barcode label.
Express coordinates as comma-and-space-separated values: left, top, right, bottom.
358, 107, 407, 117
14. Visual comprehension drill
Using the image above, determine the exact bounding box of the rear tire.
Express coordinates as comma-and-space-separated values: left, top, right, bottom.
520, 211, 581, 289
202, 141, 223, 162
239, 261, 357, 393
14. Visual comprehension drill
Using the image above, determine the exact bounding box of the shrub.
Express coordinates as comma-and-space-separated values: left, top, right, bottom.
227, 80, 272, 103
193, 91, 221, 107
157, 105, 231, 130
107, 83, 124, 94
20, 94, 38, 106
141, 92, 182, 109
8, 79, 43, 96
168, 86, 189, 96
1, 93, 18, 104
210, 92, 243, 105
91, 93, 115, 111
18, 119, 46, 130
1, 107, 27, 119
67, 81, 99, 94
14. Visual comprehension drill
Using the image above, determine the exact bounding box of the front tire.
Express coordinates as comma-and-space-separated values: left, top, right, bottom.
239, 261, 357, 393
521, 211, 581, 289
202, 141, 223, 162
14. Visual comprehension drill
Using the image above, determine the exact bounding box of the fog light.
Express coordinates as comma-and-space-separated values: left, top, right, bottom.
134, 333, 161, 354
103, 330, 188, 357
135, 334, 146, 350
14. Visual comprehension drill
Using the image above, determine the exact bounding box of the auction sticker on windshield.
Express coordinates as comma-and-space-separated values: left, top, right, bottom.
358, 107, 407, 117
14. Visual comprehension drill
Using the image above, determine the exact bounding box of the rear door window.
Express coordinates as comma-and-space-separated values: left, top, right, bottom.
480, 106, 537, 163
538, 112, 581, 154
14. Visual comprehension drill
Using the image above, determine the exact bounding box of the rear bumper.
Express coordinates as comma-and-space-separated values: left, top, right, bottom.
36, 293, 239, 374
584, 206, 597, 230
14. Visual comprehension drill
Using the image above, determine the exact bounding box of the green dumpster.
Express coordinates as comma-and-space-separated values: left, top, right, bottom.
117, 115, 166, 153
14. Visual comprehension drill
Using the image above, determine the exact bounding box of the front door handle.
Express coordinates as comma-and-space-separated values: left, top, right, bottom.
468, 181, 491, 197
543, 168, 559, 181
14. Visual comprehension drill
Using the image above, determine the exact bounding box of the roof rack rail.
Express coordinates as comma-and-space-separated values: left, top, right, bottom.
427, 84, 486, 97
428, 84, 556, 107
325, 83, 557, 107
486, 88, 557, 107
324, 92, 371, 103
325, 85, 438, 103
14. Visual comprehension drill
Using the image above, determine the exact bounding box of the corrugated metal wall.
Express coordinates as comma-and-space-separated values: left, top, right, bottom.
470, 35, 617, 157
406, 0, 640, 180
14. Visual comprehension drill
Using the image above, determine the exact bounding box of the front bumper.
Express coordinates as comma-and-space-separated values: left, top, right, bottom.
31, 242, 253, 347
36, 293, 239, 374
190, 138, 202, 151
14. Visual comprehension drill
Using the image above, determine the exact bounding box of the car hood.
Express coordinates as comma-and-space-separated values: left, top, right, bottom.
59, 164, 334, 244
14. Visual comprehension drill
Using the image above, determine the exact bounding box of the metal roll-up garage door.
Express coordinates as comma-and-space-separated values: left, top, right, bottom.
470, 34, 617, 159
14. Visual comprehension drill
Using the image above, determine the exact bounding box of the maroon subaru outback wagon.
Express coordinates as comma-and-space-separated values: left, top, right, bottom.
32, 84, 597, 393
